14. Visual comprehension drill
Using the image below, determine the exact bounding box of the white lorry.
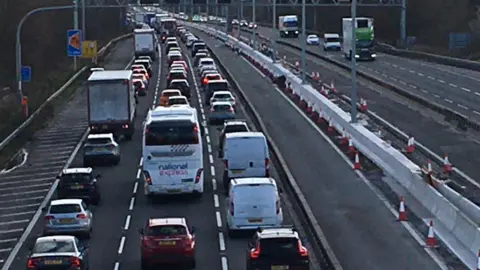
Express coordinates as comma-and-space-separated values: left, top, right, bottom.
134, 28, 157, 60
342, 17, 376, 61
278, 15, 299, 38
134, 13, 145, 25
87, 70, 136, 140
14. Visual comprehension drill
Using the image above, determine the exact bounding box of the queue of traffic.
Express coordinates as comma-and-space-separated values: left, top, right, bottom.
23, 16, 311, 269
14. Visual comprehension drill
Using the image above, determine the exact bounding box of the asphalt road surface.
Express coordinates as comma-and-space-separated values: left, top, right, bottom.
0, 39, 133, 269
192, 28, 444, 270
238, 26, 480, 121
7, 36, 321, 270
238, 34, 480, 199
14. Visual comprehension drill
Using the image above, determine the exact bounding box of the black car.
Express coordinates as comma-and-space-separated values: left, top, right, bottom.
247, 227, 310, 270
56, 168, 101, 205
191, 41, 206, 57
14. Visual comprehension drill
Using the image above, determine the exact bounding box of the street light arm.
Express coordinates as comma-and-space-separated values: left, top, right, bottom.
16, 5, 75, 101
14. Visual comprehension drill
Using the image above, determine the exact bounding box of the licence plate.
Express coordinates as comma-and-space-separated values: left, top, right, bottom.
248, 218, 263, 223
44, 260, 62, 265
271, 266, 289, 270
70, 184, 84, 190
59, 218, 75, 224
159, 241, 176, 245
231, 169, 244, 174
102, 124, 108, 129
167, 189, 182, 193
94, 148, 106, 152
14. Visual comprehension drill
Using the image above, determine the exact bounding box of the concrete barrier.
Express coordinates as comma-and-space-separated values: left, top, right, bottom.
188, 22, 480, 269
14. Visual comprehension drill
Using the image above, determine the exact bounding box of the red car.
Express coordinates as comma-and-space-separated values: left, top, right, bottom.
139, 217, 196, 269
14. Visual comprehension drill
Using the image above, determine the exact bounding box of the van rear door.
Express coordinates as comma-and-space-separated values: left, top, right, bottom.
233, 184, 277, 224
225, 136, 267, 178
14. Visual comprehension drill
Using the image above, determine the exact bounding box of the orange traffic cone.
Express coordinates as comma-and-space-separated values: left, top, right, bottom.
398, 196, 407, 221
340, 128, 348, 145
443, 154, 452, 173
328, 118, 334, 134
426, 220, 438, 248
347, 137, 355, 154
315, 72, 320, 81
353, 151, 361, 170
424, 160, 432, 175
360, 98, 368, 112
330, 81, 337, 93
294, 61, 300, 71
405, 137, 415, 153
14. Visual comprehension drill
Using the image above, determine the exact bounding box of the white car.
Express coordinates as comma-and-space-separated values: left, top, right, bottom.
323, 33, 341, 51
306, 34, 320, 45
210, 91, 235, 107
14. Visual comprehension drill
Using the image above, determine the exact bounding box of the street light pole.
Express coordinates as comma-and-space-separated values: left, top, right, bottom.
252, 0, 256, 48
82, 0, 86, 39
350, 0, 358, 123
73, 0, 79, 70
271, 0, 276, 62
16, 5, 75, 103
300, 0, 306, 83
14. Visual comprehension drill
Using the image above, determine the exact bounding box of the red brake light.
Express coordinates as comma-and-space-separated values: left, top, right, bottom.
203, 78, 208, 84
44, 215, 54, 221
193, 124, 199, 143
195, 168, 203, 183
68, 257, 81, 266
250, 242, 260, 259
76, 213, 87, 219
298, 240, 309, 257
168, 75, 171, 80
144, 171, 152, 185
27, 258, 39, 268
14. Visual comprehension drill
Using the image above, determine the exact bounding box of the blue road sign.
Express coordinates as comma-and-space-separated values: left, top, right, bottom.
21, 66, 32, 82
67, 29, 82, 57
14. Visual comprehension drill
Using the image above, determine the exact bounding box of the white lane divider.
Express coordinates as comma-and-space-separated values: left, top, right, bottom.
186, 51, 229, 269
112, 44, 162, 270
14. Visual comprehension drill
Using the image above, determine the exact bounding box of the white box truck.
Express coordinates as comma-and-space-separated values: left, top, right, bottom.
342, 17, 376, 61
278, 15, 299, 38
134, 28, 157, 60
87, 70, 136, 140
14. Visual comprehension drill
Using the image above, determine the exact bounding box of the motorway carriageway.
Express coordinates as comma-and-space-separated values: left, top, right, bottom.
0, 39, 133, 269
190, 28, 451, 270
237, 33, 480, 204
238, 25, 480, 121
7, 36, 322, 270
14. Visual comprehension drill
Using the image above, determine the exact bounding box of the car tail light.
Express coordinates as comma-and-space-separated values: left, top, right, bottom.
77, 213, 87, 219
167, 75, 171, 80
203, 78, 208, 85
195, 168, 203, 183
193, 124, 199, 143
249, 242, 261, 259
44, 215, 54, 221
265, 158, 270, 177
68, 257, 81, 266
106, 145, 115, 150
184, 236, 195, 251
27, 258, 39, 268
298, 240, 309, 257
210, 108, 215, 112
144, 171, 152, 185
229, 107, 234, 113
122, 124, 129, 129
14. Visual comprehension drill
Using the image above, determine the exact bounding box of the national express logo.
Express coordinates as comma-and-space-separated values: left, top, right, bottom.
159, 163, 188, 176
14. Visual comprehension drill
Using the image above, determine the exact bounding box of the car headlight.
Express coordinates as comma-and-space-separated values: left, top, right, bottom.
371, 54, 376, 57
355, 54, 359, 58
295, 31, 299, 34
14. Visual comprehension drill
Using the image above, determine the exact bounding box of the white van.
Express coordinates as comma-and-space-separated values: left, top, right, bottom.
222, 132, 270, 192
323, 33, 341, 51
226, 177, 283, 236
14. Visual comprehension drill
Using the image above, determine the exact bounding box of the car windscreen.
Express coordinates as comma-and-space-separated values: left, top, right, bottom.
225, 125, 248, 133
33, 240, 76, 253
207, 82, 228, 92
86, 138, 111, 144
145, 120, 197, 145
168, 98, 187, 105
259, 237, 298, 256
147, 225, 187, 236
49, 204, 82, 214
326, 37, 340, 42
213, 93, 231, 99
61, 173, 92, 184
213, 104, 231, 111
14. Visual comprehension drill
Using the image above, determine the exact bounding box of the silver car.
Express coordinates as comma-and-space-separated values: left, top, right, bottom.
83, 133, 120, 166
209, 101, 235, 124
27, 235, 89, 269
43, 199, 93, 238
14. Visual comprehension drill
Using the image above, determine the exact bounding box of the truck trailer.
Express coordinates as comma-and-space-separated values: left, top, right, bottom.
342, 17, 375, 61
278, 15, 299, 38
87, 70, 136, 140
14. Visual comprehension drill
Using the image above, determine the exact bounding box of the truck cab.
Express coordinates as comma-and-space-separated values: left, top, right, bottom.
278, 15, 299, 38
87, 70, 136, 140
134, 28, 158, 60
